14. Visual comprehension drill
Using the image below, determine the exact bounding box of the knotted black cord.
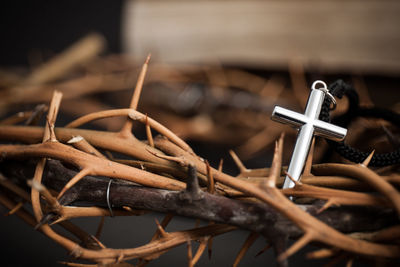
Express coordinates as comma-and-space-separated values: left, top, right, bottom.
319, 80, 400, 167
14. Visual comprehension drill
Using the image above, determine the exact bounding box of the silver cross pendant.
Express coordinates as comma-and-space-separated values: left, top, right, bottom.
271, 80, 347, 189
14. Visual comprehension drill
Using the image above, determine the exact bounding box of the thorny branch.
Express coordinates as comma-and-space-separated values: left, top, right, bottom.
0, 52, 399, 266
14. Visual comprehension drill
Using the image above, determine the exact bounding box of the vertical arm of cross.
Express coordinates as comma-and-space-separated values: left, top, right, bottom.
271, 81, 347, 190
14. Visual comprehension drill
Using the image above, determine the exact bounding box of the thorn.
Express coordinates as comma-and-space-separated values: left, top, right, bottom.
131, 53, 151, 108
155, 219, 168, 238
218, 159, 224, 172
187, 240, 194, 267
255, 243, 271, 257
180, 164, 204, 202
145, 53, 152, 64
95, 216, 105, 239
278, 231, 313, 262
229, 150, 248, 174
5, 201, 24, 216
57, 168, 91, 200
207, 237, 213, 259
306, 248, 339, 259
233, 232, 259, 267
205, 160, 215, 194
192, 237, 208, 265
316, 199, 338, 214
35, 212, 57, 230
90, 235, 106, 249
284, 171, 301, 187
146, 148, 187, 166
122, 206, 147, 216
360, 150, 375, 167
117, 252, 125, 263
145, 114, 154, 147
303, 137, 315, 176
120, 54, 151, 136
49, 215, 67, 226
266, 134, 284, 188
149, 214, 173, 242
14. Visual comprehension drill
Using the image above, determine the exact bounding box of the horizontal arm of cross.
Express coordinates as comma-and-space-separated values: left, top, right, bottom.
272, 106, 346, 141
313, 119, 347, 141
271, 107, 308, 128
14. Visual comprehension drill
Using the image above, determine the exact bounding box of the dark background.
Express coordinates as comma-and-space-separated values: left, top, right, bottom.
0, 1, 122, 66
0, 1, 396, 266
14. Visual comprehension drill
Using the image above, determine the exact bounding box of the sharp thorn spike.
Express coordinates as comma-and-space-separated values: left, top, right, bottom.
180, 164, 203, 202
155, 219, 168, 238
57, 168, 90, 200
233, 232, 259, 267
255, 244, 271, 257
207, 236, 214, 259
278, 232, 313, 262
266, 135, 284, 187
35, 213, 56, 230
187, 240, 194, 267
6, 201, 24, 216
95, 216, 105, 239
229, 150, 248, 174
145, 114, 154, 147
218, 158, 224, 172
284, 171, 301, 186
316, 199, 336, 214
360, 150, 375, 167
205, 160, 215, 194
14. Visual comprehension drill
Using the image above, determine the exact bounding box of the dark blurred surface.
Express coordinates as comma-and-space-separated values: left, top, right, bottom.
0, 1, 122, 66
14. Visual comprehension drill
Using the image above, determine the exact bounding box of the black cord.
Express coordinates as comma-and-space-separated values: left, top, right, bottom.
319, 80, 400, 167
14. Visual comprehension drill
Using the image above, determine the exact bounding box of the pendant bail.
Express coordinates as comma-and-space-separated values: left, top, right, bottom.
311, 80, 336, 110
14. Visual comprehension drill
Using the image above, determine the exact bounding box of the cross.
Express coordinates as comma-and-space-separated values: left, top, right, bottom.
271, 81, 347, 189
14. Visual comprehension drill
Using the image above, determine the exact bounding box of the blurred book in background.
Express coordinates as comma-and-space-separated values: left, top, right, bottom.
123, 0, 400, 74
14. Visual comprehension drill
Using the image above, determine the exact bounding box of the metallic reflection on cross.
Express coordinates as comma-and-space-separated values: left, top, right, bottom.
271, 81, 347, 189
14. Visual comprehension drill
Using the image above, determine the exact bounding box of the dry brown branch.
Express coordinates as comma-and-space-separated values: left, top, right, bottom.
1, 141, 185, 191
0, 34, 105, 114
313, 163, 400, 215
154, 135, 400, 261
0, 53, 399, 266
31, 90, 62, 224
65, 108, 192, 153
120, 54, 151, 137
